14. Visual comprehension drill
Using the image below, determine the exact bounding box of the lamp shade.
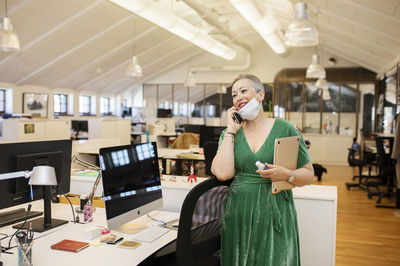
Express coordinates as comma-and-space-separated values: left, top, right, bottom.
184, 71, 196, 88
0, 17, 20, 52
306, 54, 326, 78
315, 77, 328, 90
126, 56, 143, 77
284, 2, 318, 47
29, 166, 57, 186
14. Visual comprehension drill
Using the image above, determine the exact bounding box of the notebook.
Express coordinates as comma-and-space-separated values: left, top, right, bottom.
272, 136, 299, 194
51, 239, 89, 253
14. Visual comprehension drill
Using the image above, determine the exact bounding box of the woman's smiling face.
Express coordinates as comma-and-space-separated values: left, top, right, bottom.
232, 78, 259, 109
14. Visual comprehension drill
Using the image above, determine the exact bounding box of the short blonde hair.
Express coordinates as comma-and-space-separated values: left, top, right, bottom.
231, 74, 264, 92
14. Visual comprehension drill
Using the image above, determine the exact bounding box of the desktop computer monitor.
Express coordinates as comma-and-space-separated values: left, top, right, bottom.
0, 140, 72, 231
99, 142, 162, 232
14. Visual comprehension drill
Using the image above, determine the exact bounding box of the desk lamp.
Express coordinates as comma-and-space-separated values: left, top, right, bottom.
0, 166, 68, 232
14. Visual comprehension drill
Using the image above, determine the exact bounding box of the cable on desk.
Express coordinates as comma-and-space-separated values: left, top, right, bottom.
7, 204, 31, 249
146, 214, 167, 226
61, 193, 76, 224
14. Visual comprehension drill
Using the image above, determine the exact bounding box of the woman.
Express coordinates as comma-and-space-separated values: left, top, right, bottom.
211, 74, 314, 266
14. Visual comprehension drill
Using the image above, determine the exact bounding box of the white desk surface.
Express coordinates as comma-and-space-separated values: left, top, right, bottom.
1, 201, 178, 266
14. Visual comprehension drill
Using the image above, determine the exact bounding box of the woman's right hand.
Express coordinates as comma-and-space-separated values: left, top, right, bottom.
226, 106, 242, 133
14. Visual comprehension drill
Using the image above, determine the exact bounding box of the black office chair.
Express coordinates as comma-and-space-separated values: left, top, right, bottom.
345, 140, 380, 191
203, 141, 218, 177
369, 137, 397, 206
176, 177, 232, 266
140, 177, 232, 266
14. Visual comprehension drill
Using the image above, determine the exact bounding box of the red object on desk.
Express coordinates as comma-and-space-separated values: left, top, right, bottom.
187, 163, 197, 183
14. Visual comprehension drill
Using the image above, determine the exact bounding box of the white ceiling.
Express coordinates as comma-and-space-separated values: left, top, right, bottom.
0, 0, 399, 94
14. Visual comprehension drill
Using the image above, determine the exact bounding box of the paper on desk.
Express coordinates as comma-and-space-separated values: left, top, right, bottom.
117, 223, 149, 234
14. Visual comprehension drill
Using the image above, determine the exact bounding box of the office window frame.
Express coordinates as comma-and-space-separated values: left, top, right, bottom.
0, 89, 5, 114
54, 93, 68, 116
100, 96, 112, 116
79, 95, 91, 116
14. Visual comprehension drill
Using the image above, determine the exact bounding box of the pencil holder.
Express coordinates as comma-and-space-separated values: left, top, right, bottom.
17, 241, 33, 266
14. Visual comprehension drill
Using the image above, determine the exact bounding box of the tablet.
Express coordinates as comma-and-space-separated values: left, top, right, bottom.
272, 136, 299, 194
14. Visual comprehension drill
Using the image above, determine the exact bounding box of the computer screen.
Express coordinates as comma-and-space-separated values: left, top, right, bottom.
99, 142, 162, 232
0, 140, 72, 210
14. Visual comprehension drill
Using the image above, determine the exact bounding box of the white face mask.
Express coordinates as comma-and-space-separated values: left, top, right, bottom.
238, 97, 261, 121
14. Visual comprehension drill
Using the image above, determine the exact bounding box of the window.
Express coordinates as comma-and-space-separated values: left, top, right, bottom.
79, 95, 91, 116
54, 94, 67, 115
100, 97, 111, 115
0, 89, 5, 114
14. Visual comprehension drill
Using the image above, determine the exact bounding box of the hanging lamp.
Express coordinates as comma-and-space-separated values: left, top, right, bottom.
184, 71, 196, 88
0, 0, 20, 52
306, 54, 325, 78
126, 19, 142, 78
284, 2, 318, 47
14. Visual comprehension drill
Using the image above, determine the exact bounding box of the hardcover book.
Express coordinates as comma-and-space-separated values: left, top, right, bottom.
51, 239, 89, 253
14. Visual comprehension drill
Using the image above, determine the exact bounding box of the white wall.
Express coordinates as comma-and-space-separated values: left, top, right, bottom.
0, 82, 119, 120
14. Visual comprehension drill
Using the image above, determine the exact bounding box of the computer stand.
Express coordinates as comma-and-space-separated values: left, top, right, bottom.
12, 186, 68, 232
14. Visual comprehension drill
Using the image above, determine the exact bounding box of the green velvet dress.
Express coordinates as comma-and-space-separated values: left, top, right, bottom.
219, 119, 311, 266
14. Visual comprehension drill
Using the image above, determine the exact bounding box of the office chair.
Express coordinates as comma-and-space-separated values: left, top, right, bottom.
203, 141, 218, 177
345, 135, 380, 191
369, 137, 397, 207
176, 177, 232, 266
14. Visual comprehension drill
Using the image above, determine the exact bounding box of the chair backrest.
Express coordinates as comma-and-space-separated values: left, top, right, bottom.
176, 177, 232, 266
172, 133, 200, 149
203, 141, 218, 176
347, 142, 361, 166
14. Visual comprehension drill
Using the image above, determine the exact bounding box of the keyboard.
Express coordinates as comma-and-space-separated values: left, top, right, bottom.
132, 225, 171, 243
0, 208, 43, 228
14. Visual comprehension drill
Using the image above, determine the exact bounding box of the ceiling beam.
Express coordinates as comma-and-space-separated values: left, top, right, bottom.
320, 32, 388, 68
50, 25, 159, 88
0, 0, 103, 69
15, 14, 133, 85
76, 35, 178, 91
318, 22, 397, 60
308, 3, 400, 44
338, 0, 400, 24
322, 45, 379, 74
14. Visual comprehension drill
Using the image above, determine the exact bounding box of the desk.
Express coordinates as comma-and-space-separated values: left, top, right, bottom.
0, 201, 178, 266
67, 176, 337, 266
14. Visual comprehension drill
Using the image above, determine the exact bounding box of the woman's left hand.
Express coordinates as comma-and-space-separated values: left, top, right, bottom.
256, 163, 291, 182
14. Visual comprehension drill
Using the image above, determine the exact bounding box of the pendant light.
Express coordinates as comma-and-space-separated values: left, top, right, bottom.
126, 19, 142, 78
284, 2, 318, 47
306, 54, 325, 78
184, 71, 196, 88
184, 47, 195, 88
0, 0, 20, 52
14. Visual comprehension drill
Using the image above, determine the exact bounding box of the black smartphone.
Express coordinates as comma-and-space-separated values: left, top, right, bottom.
232, 112, 243, 124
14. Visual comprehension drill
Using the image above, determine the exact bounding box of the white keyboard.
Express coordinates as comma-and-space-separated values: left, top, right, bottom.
132, 225, 171, 243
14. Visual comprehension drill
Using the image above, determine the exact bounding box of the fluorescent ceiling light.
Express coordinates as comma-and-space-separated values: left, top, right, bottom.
126, 56, 143, 77
306, 54, 326, 78
285, 2, 318, 47
110, 0, 236, 60
229, 0, 287, 54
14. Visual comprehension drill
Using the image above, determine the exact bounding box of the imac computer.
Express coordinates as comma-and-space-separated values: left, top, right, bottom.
99, 142, 163, 232
0, 140, 72, 232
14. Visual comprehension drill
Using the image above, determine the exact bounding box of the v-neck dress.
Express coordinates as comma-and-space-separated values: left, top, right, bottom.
219, 118, 311, 266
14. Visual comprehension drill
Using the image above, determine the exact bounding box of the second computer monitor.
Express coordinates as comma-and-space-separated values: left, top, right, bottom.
99, 142, 162, 232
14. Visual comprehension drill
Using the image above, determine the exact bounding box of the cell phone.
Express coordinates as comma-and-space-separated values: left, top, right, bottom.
107, 237, 124, 245
232, 112, 243, 124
